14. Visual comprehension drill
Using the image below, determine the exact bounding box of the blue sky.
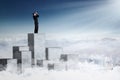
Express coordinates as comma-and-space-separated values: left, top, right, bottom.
0, 0, 120, 37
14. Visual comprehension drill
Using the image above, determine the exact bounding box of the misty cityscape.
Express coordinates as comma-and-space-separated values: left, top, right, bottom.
0, 0, 120, 80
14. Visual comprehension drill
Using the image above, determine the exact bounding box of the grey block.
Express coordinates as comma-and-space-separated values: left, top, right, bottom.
0, 59, 8, 71
45, 48, 49, 60
21, 51, 32, 68
37, 60, 43, 67
48, 63, 54, 70
28, 33, 34, 60
7, 59, 17, 72
46, 47, 62, 61
0, 64, 5, 71
34, 33, 45, 60
28, 33, 45, 65
19, 46, 29, 51
60, 54, 68, 61
13, 46, 22, 64
13, 46, 32, 70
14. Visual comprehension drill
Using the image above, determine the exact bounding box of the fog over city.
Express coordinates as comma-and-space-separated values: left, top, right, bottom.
0, 0, 120, 80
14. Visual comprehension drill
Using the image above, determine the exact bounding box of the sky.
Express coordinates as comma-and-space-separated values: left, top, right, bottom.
0, 0, 120, 38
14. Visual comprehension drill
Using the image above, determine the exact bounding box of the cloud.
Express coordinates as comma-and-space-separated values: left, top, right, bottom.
0, 64, 120, 80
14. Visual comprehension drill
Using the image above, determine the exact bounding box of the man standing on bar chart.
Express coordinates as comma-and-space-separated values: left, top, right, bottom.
33, 11, 39, 33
